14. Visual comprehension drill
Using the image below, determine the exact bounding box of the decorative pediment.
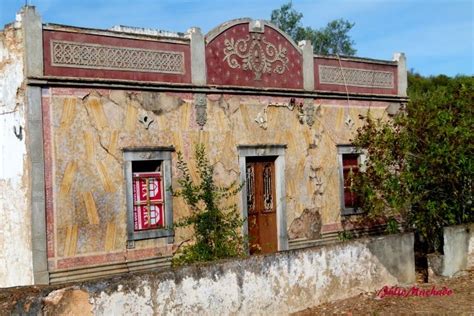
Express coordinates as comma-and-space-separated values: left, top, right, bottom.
205, 19, 303, 89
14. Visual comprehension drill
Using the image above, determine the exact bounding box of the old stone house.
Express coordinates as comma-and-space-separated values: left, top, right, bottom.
0, 7, 407, 287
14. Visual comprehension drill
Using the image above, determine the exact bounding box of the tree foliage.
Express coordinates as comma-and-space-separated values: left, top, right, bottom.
352, 73, 474, 252
171, 144, 246, 265
270, 1, 356, 56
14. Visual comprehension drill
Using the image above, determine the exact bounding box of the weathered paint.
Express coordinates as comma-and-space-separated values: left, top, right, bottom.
0, 8, 408, 284
45, 86, 389, 272
44, 86, 391, 274
92, 234, 412, 316
2, 233, 415, 315
0, 18, 34, 287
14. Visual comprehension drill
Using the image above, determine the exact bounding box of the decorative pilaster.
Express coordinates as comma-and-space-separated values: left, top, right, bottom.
22, 6, 43, 77
188, 27, 206, 85
22, 6, 49, 285
299, 40, 314, 91
393, 52, 407, 97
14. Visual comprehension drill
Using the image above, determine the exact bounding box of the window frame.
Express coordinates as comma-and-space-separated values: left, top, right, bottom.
124, 147, 174, 242
337, 145, 366, 216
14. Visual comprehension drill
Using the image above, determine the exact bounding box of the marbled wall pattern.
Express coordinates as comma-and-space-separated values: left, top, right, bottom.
48, 87, 388, 267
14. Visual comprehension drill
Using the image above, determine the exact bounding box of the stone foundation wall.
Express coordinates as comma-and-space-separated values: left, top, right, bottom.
4, 233, 415, 315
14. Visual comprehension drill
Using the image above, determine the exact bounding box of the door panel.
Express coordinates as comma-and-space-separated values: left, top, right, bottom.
246, 157, 278, 254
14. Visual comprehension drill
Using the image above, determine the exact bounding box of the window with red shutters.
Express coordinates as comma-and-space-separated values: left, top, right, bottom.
132, 170, 165, 230
338, 146, 364, 215
342, 153, 359, 209
124, 148, 174, 244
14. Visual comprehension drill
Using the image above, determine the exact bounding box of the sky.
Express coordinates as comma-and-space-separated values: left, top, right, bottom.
1, 0, 473, 77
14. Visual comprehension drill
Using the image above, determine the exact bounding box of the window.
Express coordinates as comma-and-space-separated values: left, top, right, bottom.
124, 148, 174, 242
338, 146, 365, 215
132, 160, 164, 230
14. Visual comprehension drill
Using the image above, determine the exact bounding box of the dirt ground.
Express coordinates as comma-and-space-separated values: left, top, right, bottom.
295, 269, 474, 315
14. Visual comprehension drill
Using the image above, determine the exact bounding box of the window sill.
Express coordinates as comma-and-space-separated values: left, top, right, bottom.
341, 208, 365, 216
128, 228, 174, 241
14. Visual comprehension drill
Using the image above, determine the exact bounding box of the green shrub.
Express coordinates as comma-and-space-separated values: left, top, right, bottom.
352, 74, 474, 253
171, 144, 246, 266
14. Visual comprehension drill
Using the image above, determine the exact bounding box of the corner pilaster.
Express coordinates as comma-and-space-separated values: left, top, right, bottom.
299, 40, 314, 91
22, 6, 49, 284
393, 52, 407, 97
188, 27, 206, 85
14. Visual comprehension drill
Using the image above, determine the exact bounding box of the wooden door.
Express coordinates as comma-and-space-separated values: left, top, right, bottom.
246, 157, 278, 254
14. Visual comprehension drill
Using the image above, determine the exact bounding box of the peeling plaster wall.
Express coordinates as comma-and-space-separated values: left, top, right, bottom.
46, 87, 390, 271
0, 21, 34, 286
5, 233, 415, 315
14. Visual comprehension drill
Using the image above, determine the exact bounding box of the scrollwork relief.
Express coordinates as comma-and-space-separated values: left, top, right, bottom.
223, 34, 289, 80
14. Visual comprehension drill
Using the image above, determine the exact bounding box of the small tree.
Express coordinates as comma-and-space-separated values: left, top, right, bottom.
270, 1, 356, 56
171, 144, 246, 266
352, 74, 474, 253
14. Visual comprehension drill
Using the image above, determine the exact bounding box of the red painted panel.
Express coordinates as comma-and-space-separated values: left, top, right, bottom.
314, 57, 398, 95
132, 172, 165, 230
206, 23, 303, 89
42, 89, 55, 259
43, 30, 191, 83
55, 245, 174, 270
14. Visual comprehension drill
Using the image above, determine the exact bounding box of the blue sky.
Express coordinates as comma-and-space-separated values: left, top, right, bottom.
1, 0, 473, 76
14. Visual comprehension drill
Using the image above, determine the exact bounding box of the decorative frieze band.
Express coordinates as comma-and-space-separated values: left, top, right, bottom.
319, 65, 394, 89
51, 40, 185, 74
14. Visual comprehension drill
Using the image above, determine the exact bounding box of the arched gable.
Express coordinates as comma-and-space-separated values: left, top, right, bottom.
205, 19, 304, 89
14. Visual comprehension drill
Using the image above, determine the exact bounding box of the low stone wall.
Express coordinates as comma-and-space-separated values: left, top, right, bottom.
4, 233, 415, 315
440, 223, 474, 277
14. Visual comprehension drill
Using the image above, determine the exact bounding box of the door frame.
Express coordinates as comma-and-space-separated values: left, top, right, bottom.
237, 145, 288, 252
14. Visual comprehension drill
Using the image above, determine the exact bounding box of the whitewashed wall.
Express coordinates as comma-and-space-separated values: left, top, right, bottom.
2, 233, 415, 314
29, 233, 414, 315
0, 16, 33, 287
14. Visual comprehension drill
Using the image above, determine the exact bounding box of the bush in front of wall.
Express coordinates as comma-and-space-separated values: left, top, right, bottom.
171, 144, 246, 266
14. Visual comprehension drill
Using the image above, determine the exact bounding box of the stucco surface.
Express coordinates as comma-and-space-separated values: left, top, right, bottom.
0, 21, 34, 287
4, 233, 414, 315
47, 87, 388, 270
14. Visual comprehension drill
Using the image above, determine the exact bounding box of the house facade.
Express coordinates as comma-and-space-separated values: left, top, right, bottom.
0, 7, 407, 287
